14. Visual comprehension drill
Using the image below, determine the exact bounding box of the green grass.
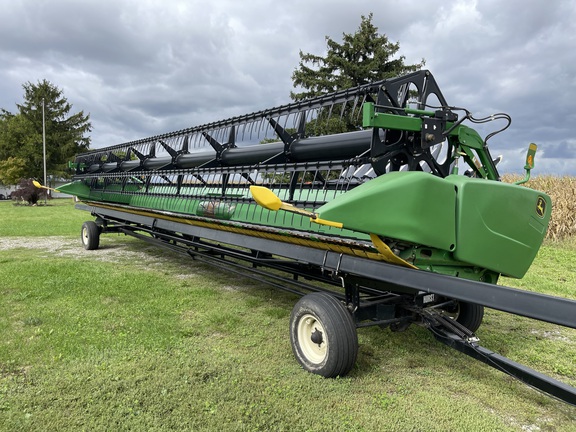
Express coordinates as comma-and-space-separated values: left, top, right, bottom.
0, 199, 87, 236
0, 200, 575, 431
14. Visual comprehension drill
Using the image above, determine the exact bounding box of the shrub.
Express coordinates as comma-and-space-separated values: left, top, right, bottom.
10, 178, 46, 205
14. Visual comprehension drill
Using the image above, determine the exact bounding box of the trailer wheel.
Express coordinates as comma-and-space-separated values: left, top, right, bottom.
444, 301, 484, 333
81, 221, 100, 250
290, 292, 358, 378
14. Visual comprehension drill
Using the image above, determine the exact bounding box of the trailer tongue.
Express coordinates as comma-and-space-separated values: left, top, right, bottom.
49, 70, 575, 405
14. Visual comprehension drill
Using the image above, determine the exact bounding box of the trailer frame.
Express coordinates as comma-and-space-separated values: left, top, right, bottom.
77, 201, 576, 406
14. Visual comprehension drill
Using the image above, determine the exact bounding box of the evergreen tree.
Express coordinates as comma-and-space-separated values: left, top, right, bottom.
0, 80, 91, 184
291, 13, 424, 102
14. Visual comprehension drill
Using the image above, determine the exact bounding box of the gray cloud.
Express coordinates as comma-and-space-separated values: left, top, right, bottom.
541, 140, 576, 159
1, 0, 575, 175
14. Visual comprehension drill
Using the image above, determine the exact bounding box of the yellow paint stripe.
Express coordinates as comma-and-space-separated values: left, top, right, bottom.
87, 202, 413, 267
370, 233, 418, 269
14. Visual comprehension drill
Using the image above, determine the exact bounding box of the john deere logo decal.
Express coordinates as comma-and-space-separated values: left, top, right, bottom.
536, 196, 546, 218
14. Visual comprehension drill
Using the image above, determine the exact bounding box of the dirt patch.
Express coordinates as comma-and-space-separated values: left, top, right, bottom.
221, 285, 249, 292
0, 236, 76, 253
0, 236, 211, 280
0, 236, 186, 266
529, 329, 571, 342
0, 236, 154, 263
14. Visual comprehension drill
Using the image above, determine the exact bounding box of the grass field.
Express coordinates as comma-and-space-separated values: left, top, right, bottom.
0, 199, 575, 431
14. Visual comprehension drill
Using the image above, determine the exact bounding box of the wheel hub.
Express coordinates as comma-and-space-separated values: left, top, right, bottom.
297, 314, 328, 364
310, 328, 323, 346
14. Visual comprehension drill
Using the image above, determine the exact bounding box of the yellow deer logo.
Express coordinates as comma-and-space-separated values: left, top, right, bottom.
536, 196, 546, 218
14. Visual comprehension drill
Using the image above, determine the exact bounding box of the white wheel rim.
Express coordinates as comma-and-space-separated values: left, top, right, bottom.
82, 227, 89, 244
297, 313, 327, 364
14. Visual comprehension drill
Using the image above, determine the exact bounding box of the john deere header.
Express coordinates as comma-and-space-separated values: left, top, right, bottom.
60, 70, 549, 280
45, 70, 576, 405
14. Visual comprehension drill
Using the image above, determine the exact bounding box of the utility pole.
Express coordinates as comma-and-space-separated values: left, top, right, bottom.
42, 98, 47, 204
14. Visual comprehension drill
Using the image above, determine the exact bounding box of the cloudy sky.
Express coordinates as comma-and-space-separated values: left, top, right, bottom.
1, 0, 575, 175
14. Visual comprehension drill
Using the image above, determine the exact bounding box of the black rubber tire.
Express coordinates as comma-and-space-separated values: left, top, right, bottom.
289, 292, 358, 378
81, 221, 100, 250
449, 301, 484, 333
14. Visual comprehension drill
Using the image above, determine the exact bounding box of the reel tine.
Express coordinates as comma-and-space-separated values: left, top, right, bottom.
243, 120, 250, 141
355, 94, 367, 122
250, 119, 258, 141
291, 111, 298, 131
326, 102, 335, 127
182, 135, 189, 153
307, 107, 315, 125
268, 117, 281, 139
250, 119, 257, 141
256, 119, 262, 140
254, 117, 262, 139
261, 118, 269, 140
255, 117, 263, 137
339, 100, 347, 121
258, 118, 266, 140
248, 121, 254, 141
311, 107, 319, 135
351, 95, 360, 122
228, 125, 236, 147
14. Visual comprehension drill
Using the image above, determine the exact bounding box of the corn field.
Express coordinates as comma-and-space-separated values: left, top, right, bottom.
502, 175, 576, 241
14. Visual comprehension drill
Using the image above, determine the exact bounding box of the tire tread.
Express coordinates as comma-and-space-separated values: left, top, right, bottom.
290, 292, 358, 378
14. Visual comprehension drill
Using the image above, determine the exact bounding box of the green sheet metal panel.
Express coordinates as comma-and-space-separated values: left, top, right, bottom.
314, 171, 457, 251
56, 180, 92, 199
446, 175, 551, 278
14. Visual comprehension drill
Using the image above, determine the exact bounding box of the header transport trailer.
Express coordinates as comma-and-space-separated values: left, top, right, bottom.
42, 70, 576, 405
